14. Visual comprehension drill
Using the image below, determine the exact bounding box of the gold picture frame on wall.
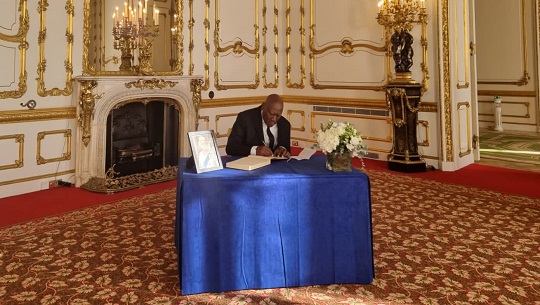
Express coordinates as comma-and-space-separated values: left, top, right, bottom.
82, 0, 183, 76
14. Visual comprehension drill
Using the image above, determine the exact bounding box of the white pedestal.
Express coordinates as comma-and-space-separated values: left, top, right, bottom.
493, 97, 503, 131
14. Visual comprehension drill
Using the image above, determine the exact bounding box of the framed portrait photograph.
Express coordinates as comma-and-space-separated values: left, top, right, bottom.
187, 130, 223, 173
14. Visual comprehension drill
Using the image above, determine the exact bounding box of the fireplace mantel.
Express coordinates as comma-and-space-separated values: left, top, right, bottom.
72, 75, 202, 189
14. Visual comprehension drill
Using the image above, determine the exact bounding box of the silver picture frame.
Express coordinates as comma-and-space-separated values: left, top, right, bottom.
187, 130, 223, 173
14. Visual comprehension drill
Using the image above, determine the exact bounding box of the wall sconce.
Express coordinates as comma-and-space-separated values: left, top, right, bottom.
376, 0, 427, 83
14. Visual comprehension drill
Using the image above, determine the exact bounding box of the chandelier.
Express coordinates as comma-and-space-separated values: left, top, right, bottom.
376, 0, 427, 81
112, 0, 160, 75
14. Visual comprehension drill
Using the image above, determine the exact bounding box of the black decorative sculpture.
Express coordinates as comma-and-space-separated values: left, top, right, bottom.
391, 30, 414, 73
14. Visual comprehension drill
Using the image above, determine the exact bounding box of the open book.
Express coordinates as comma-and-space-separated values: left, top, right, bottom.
226, 155, 273, 171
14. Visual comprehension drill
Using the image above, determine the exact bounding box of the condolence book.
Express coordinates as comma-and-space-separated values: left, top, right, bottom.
226, 155, 274, 170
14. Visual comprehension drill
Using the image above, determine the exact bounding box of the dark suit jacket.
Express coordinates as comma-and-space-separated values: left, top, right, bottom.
226, 105, 291, 156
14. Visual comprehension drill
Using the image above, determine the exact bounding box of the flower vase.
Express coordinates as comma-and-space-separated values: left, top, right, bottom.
325, 152, 353, 172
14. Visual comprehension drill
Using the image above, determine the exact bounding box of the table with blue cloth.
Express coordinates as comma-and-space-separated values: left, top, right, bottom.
175, 154, 374, 295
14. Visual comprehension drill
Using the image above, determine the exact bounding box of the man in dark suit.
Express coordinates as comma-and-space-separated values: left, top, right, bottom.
226, 94, 291, 157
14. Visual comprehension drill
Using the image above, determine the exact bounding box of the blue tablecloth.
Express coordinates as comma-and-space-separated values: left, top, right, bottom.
175, 155, 374, 295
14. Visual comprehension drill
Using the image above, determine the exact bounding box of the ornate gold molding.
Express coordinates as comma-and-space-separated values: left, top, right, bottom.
262, 0, 279, 88
457, 101, 471, 158
309, 0, 387, 91
189, 0, 211, 90
37, 0, 74, 97
81, 166, 177, 193
125, 78, 178, 89
454, 0, 469, 89
215, 113, 238, 138
419, 5, 430, 92
198, 115, 210, 131
200, 96, 265, 108
214, 0, 260, 90
199, 95, 390, 110
191, 78, 203, 130
76, 80, 101, 146
36, 129, 72, 165
477, 90, 536, 97
0, 134, 24, 170
0, 0, 28, 99
419, 102, 437, 112
0, 1, 29, 42
442, 0, 453, 162
311, 111, 393, 143
287, 110, 306, 132
0, 107, 76, 124
286, 0, 306, 89
0, 169, 74, 187
82, 0, 183, 76
418, 120, 430, 146
478, 101, 530, 119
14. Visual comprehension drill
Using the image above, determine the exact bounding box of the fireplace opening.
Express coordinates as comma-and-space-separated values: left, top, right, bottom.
105, 100, 179, 177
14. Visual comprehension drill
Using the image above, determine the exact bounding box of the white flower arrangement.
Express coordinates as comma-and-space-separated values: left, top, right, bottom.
315, 120, 367, 158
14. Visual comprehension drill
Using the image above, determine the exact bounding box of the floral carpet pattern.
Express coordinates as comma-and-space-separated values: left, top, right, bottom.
0, 170, 539, 305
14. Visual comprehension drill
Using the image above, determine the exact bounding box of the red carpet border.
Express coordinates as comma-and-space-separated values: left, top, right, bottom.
0, 170, 539, 304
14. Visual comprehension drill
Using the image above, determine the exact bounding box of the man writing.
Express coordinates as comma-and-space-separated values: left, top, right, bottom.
226, 94, 291, 158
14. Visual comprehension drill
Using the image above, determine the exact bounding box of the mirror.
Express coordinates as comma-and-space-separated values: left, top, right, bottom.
83, 0, 182, 76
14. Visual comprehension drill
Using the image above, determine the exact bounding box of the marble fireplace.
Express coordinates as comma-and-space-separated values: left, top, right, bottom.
72, 75, 202, 193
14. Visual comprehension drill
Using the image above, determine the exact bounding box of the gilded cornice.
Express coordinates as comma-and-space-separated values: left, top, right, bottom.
0, 107, 76, 124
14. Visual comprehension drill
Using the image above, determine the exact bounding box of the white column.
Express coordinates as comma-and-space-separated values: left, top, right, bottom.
493, 96, 503, 131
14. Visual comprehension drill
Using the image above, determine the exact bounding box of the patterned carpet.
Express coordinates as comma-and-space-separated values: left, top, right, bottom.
480, 130, 540, 165
0, 170, 539, 304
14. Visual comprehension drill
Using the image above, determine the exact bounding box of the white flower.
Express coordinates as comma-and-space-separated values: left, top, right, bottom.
315, 120, 367, 157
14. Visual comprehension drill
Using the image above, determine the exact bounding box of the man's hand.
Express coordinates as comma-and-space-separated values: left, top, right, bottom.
273, 146, 290, 158
256, 145, 274, 157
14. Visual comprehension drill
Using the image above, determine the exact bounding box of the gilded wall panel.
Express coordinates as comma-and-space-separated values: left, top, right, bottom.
0, 134, 24, 170
0, 0, 28, 99
36, 129, 72, 165
475, 0, 530, 85
457, 102, 471, 157
214, 0, 259, 90
37, 0, 74, 97
309, 0, 386, 90
286, 0, 306, 88
261, 0, 279, 88
453, 0, 469, 89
